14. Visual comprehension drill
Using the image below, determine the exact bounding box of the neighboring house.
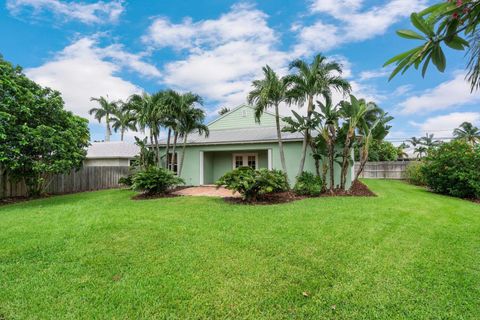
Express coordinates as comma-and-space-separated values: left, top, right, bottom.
84, 141, 139, 167
159, 105, 353, 186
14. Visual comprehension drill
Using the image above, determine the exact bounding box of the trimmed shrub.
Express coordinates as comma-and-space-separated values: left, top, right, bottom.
118, 175, 133, 187
132, 167, 184, 195
294, 171, 323, 196
422, 140, 480, 199
216, 167, 289, 201
405, 161, 427, 186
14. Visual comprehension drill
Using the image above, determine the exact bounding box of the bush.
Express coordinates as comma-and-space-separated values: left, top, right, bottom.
422, 140, 480, 199
405, 161, 427, 186
118, 175, 133, 187
294, 171, 323, 196
355, 140, 398, 161
216, 167, 289, 201
132, 167, 184, 195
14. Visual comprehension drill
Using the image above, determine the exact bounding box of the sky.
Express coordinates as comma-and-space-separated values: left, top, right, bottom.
1, 0, 479, 143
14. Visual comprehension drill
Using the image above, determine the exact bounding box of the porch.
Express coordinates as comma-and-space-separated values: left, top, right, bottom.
200, 149, 272, 185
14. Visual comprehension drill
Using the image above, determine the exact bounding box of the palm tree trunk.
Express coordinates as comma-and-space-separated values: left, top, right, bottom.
153, 133, 160, 167
354, 147, 368, 181
328, 140, 335, 193
274, 104, 288, 177
297, 96, 314, 177
164, 128, 171, 169
178, 134, 188, 176
170, 132, 179, 172
120, 128, 125, 141
105, 114, 111, 142
340, 130, 353, 190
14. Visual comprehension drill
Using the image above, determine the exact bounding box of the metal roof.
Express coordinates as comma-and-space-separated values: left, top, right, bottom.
86, 141, 140, 159
159, 126, 303, 146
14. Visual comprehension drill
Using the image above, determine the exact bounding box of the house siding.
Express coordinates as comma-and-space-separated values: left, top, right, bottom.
208, 105, 277, 130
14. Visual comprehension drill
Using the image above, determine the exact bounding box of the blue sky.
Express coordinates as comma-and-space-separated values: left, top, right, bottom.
2, 0, 479, 143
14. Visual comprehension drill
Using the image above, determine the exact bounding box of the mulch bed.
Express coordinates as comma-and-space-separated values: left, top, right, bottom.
131, 192, 182, 200
224, 180, 376, 205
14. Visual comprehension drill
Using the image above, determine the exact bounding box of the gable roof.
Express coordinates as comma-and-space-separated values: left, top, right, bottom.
207, 104, 279, 130
86, 141, 139, 159
207, 104, 277, 127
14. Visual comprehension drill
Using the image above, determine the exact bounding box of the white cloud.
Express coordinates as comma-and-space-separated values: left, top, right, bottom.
359, 68, 391, 81
6, 0, 124, 24
144, 3, 289, 108
399, 72, 480, 114
25, 37, 148, 119
294, 0, 427, 55
410, 112, 480, 137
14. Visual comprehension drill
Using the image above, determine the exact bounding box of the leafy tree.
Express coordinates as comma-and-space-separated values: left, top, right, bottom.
248, 65, 289, 177
89, 96, 118, 142
285, 54, 351, 177
396, 142, 410, 160
110, 102, 137, 141
218, 107, 230, 115
385, 1, 480, 90
0, 56, 90, 196
453, 121, 480, 144
131, 136, 156, 170
318, 101, 341, 192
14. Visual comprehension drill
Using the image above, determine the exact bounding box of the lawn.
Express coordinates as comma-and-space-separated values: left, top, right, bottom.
0, 180, 479, 319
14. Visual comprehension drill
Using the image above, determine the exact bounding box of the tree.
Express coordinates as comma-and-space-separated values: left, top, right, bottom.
385, 1, 480, 90
396, 143, 410, 160
89, 96, 117, 142
110, 102, 137, 141
0, 56, 90, 196
285, 54, 351, 177
421, 133, 442, 148
248, 65, 289, 177
453, 121, 480, 145
132, 137, 156, 170
218, 107, 230, 115
318, 101, 341, 192
177, 106, 209, 176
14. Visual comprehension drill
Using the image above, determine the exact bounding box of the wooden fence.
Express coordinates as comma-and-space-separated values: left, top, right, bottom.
0, 166, 130, 199
354, 161, 409, 179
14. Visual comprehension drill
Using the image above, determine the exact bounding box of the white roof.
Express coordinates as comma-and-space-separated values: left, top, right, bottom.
86, 142, 139, 159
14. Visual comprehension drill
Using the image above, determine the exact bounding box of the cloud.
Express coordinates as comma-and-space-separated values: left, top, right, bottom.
6, 0, 124, 24
25, 37, 151, 119
399, 72, 480, 114
410, 112, 480, 137
293, 0, 427, 55
144, 3, 289, 108
359, 68, 391, 81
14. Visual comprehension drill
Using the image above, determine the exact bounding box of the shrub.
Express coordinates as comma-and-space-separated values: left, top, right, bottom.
421, 141, 480, 199
216, 167, 289, 201
132, 167, 184, 195
405, 161, 427, 186
118, 175, 133, 187
294, 171, 323, 196
355, 140, 398, 161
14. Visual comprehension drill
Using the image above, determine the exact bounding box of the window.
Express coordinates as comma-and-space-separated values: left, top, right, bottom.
247, 155, 256, 169
167, 153, 178, 174
235, 155, 243, 168
232, 153, 258, 169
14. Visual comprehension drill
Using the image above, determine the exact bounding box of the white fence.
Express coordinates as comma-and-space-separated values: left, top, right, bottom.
0, 166, 130, 199
355, 161, 409, 179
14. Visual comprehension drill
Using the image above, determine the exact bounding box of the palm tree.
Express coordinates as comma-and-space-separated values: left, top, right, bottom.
177, 107, 209, 176
338, 95, 375, 190
396, 143, 409, 160
453, 122, 480, 145
248, 65, 289, 177
407, 137, 422, 148
318, 100, 340, 192
89, 96, 118, 142
110, 102, 137, 141
218, 107, 230, 116
285, 54, 351, 177
421, 133, 441, 148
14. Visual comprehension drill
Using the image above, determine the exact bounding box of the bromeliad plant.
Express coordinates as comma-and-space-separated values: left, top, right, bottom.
216, 167, 289, 202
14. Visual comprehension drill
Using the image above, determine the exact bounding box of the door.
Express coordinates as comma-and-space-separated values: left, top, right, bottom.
232, 153, 258, 169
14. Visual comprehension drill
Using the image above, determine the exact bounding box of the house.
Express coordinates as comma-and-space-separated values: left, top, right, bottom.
84, 141, 139, 167
159, 105, 353, 186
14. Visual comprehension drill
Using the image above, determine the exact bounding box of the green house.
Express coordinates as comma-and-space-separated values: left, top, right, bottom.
159, 105, 352, 186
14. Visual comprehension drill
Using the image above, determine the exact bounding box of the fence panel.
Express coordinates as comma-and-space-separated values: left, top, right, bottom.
0, 166, 130, 199
355, 161, 409, 179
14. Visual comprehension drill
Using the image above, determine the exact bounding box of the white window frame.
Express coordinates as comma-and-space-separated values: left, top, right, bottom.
232, 153, 258, 170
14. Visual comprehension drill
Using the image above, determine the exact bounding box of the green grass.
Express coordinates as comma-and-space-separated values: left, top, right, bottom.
1, 180, 479, 319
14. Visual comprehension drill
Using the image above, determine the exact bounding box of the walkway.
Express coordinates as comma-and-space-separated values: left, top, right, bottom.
172, 186, 240, 198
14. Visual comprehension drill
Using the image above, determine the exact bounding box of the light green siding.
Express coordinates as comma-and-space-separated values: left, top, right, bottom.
208, 105, 277, 130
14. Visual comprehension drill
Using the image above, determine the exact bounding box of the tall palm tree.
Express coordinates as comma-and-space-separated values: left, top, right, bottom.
177, 107, 209, 176
407, 137, 422, 148
284, 54, 351, 177
318, 100, 340, 192
421, 133, 441, 148
110, 102, 137, 141
218, 107, 230, 116
248, 65, 289, 177
453, 122, 480, 145
89, 96, 117, 142
396, 143, 409, 160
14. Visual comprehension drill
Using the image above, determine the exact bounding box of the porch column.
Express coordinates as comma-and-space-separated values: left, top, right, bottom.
268, 149, 273, 170
199, 151, 204, 185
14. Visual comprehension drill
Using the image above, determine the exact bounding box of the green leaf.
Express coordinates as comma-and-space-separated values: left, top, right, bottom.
432, 45, 446, 72
411, 13, 434, 37
422, 52, 432, 78
388, 58, 411, 81
384, 46, 423, 67
397, 29, 425, 40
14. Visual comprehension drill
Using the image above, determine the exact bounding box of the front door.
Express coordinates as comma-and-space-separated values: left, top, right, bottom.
232, 153, 258, 169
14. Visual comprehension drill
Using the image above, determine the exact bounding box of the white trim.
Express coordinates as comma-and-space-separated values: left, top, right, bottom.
268, 149, 273, 170
232, 153, 258, 169
199, 151, 204, 185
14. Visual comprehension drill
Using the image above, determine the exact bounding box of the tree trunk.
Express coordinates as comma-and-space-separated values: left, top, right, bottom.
178, 134, 188, 176
120, 128, 124, 141
274, 104, 288, 178
170, 132, 179, 172
297, 96, 313, 177
355, 145, 369, 181
105, 114, 111, 142
164, 128, 171, 169
340, 129, 354, 190
153, 133, 160, 167
328, 141, 335, 193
